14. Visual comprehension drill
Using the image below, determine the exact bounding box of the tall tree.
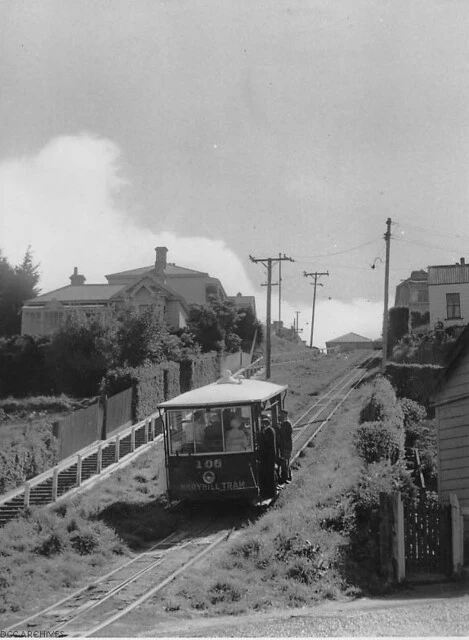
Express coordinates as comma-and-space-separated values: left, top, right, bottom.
187, 296, 258, 353
0, 247, 41, 336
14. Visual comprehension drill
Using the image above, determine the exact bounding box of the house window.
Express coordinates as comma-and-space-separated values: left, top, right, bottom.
446, 293, 461, 319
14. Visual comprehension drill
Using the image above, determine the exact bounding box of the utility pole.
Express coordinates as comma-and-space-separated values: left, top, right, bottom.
303, 271, 329, 348
381, 217, 392, 372
294, 310, 301, 336
250, 254, 294, 379
278, 253, 282, 323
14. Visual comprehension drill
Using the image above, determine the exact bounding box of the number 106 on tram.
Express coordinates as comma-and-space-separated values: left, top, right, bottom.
158, 371, 288, 502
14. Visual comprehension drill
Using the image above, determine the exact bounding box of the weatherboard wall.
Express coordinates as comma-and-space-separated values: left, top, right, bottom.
435, 354, 469, 553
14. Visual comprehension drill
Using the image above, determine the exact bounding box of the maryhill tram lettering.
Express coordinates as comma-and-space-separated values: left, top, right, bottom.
179, 480, 247, 492
158, 371, 288, 503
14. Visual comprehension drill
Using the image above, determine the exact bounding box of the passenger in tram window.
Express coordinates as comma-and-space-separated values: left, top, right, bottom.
204, 411, 223, 451
182, 410, 205, 453
225, 416, 251, 451
278, 409, 293, 484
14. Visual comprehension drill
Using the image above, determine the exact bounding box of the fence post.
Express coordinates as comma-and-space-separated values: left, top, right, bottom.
52, 467, 59, 502
76, 455, 82, 487
450, 493, 463, 575
144, 419, 149, 444
392, 491, 405, 582
97, 444, 103, 474
380, 492, 405, 584
131, 426, 136, 452
24, 482, 31, 508
115, 434, 120, 463
150, 417, 155, 441
101, 394, 108, 440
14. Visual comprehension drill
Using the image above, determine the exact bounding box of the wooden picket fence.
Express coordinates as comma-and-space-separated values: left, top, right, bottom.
379, 492, 464, 583
404, 494, 452, 575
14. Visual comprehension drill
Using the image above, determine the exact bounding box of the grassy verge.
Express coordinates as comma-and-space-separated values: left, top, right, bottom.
0, 444, 180, 617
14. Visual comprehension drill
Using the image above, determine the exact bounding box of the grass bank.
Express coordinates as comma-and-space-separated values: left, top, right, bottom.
0, 443, 179, 618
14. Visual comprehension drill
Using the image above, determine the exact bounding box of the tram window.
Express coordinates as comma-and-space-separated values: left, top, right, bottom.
168, 409, 205, 454
168, 411, 184, 454
167, 406, 253, 455
223, 406, 253, 452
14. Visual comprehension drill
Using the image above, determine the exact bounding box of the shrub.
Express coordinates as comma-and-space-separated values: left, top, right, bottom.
0, 335, 53, 397
359, 377, 404, 429
354, 421, 404, 464
0, 421, 58, 493
399, 397, 427, 430
70, 531, 99, 555
209, 580, 245, 604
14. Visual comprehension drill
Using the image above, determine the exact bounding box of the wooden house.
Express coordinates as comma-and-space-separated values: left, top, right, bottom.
432, 323, 469, 560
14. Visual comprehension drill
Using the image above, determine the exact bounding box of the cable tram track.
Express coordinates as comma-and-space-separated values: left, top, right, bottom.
290, 356, 373, 462
3, 515, 236, 637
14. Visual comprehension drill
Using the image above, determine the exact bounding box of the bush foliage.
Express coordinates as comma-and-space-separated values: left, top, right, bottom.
385, 362, 442, 411
0, 420, 58, 494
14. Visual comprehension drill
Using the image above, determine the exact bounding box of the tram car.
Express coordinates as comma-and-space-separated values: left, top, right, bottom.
158, 370, 288, 502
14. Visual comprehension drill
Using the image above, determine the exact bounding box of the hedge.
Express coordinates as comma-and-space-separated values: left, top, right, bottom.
101, 361, 181, 422
384, 362, 443, 411
359, 377, 404, 429
195, 352, 221, 388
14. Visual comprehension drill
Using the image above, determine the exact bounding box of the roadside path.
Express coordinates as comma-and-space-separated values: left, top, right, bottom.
106, 580, 469, 637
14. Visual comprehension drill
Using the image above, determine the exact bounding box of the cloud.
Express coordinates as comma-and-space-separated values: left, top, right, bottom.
0, 134, 255, 297
0, 133, 382, 347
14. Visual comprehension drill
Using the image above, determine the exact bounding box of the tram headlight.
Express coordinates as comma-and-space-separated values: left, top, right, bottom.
202, 470, 216, 484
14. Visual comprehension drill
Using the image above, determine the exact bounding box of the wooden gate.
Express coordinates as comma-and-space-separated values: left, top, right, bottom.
404, 494, 452, 575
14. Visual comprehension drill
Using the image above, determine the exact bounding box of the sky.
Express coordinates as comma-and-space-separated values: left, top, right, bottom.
2, 0, 469, 347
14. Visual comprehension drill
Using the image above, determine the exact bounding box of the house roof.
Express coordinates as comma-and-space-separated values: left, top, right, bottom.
25, 284, 124, 304
326, 332, 372, 344
106, 263, 209, 280
428, 264, 469, 285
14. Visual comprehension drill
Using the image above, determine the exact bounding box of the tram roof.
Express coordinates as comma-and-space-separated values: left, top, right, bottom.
158, 377, 288, 409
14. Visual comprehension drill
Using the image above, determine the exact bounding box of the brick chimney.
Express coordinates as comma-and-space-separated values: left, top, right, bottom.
461, 257, 466, 265
154, 246, 168, 282
70, 267, 86, 286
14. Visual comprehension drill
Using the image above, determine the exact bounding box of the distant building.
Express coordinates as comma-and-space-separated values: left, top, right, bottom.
395, 269, 429, 314
230, 292, 256, 316
21, 247, 255, 336
325, 332, 373, 354
428, 258, 469, 329
272, 320, 302, 343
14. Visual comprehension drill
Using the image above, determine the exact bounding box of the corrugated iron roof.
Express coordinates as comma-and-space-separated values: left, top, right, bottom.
428, 265, 469, 285
25, 284, 124, 304
326, 332, 372, 344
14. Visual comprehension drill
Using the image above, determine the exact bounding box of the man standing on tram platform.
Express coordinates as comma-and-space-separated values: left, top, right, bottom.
278, 409, 293, 484
259, 417, 277, 498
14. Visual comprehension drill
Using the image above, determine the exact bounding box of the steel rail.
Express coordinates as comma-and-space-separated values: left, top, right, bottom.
2, 521, 208, 634
291, 363, 371, 463
78, 528, 232, 637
